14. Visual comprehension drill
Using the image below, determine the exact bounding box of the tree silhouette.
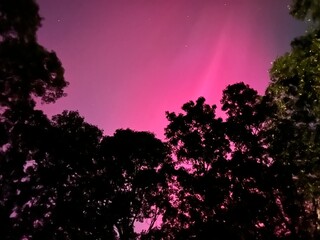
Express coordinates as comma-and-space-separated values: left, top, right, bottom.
0, 106, 52, 239
0, 0, 68, 239
0, 0, 68, 111
289, 0, 320, 26
267, 2, 320, 236
99, 129, 172, 240
0, 0, 41, 42
150, 82, 312, 239
0, 39, 67, 109
37, 111, 103, 239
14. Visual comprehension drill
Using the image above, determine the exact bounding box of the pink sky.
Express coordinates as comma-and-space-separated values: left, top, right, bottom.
36, 0, 306, 139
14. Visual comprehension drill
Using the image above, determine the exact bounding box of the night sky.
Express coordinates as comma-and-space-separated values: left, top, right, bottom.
36, 0, 307, 139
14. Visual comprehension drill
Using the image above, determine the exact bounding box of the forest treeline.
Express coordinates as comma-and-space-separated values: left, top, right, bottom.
1, 0, 320, 239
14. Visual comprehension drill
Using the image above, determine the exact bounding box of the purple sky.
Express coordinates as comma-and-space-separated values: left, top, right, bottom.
36, 0, 306, 139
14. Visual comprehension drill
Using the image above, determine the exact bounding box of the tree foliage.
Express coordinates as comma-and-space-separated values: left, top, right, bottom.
98, 129, 172, 239
289, 0, 320, 26
267, 4, 320, 237
0, 0, 68, 111
0, 0, 41, 42
156, 83, 301, 239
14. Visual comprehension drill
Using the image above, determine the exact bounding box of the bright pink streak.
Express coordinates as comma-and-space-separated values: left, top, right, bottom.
37, 0, 306, 139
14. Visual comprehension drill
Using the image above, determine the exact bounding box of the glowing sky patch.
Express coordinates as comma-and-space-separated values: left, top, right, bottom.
36, 0, 306, 139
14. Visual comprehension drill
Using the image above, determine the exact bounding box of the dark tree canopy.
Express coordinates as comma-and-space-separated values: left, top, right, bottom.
289, 0, 320, 25
0, 0, 41, 42
156, 83, 303, 239
267, 7, 320, 237
0, 0, 68, 111
0, 40, 67, 109
0, 0, 68, 239
98, 129, 172, 240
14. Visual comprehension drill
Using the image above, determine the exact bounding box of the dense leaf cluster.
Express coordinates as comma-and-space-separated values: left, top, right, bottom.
1, 0, 320, 239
